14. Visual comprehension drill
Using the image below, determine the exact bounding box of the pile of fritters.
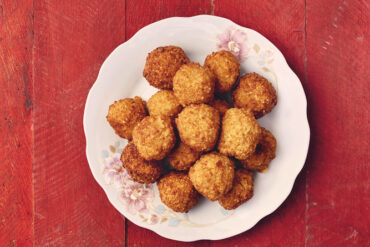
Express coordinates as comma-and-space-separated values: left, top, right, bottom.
106, 46, 277, 212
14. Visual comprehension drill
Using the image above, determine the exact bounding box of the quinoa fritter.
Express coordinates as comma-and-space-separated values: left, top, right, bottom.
232, 72, 277, 118
240, 127, 277, 172
106, 96, 147, 139
210, 98, 230, 117
173, 63, 215, 106
189, 152, 235, 201
132, 115, 176, 160
218, 169, 254, 210
120, 142, 163, 184
218, 108, 261, 160
176, 104, 220, 152
157, 171, 201, 213
147, 90, 182, 118
167, 142, 200, 171
204, 50, 240, 93
143, 46, 189, 89
105, 46, 280, 214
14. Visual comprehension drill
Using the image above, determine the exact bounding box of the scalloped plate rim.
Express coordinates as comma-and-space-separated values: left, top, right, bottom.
83, 15, 310, 242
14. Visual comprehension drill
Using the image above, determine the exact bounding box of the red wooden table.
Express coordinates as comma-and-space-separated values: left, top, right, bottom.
1, 0, 368, 246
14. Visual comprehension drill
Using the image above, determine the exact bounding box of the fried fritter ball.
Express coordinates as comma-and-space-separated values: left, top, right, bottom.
147, 90, 182, 118
157, 171, 201, 213
240, 128, 277, 172
218, 169, 254, 210
218, 108, 261, 160
232, 72, 277, 118
175, 104, 220, 152
167, 142, 201, 171
173, 63, 215, 106
106, 96, 147, 139
143, 46, 189, 89
210, 98, 230, 117
132, 115, 175, 160
189, 152, 235, 201
120, 142, 163, 184
204, 50, 240, 93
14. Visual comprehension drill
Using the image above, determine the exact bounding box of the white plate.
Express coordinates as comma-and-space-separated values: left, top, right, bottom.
83, 15, 310, 242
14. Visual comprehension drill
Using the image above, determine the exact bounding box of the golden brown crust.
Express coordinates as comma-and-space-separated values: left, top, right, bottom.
167, 142, 201, 171
147, 90, 182, 118
106, 96, 147, 139
218, 169, 254, 210
232, 73, 277, 118
209, 98, 230, 117
157, 171, 201, 213
175, 104, 220, 152
173, 62, 215, 106
204, 50, 240, 93
218, 108, 261, 160
143, 46, 189, 89
132, 115, 176, 160
240, 128, 277, 172
189, 152, 235, 201
120, 142, 163, 184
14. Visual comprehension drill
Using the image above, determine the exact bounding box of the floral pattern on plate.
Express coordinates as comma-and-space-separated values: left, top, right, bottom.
101, 141, 234, 227
217, 26, 249, 62
217, 26, 277, 87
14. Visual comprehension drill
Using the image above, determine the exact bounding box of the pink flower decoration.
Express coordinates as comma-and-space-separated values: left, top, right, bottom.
103, 153, 131, 186
217, 26, 249, 62
148, 214, 159, 225
121, 183, 154, 215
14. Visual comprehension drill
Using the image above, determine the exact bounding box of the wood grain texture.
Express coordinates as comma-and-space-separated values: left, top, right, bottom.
125, 0, 213, 40
212, 1, 307, 246
1, 0, 368, 246
33, 1, 125, 246
0, 0, 34, 246
305, 0, 369, 246
125, 1, 213, 246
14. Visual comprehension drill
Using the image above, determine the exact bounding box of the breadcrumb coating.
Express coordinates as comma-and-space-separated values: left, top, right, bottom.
240, 127, 277, 172
106, 96, 147, 139
218, 169, 254, 210
143, 46, 189, 89
218, 108, 261, 160
132, 115, 176, 160
175, 104, 220, 152
167, 142, 201, 171
232, 72, 277, 118
210, 98, 230, 117
189, 152, 235, 201
157, 171, 201, 213
147, 90, 182, 118
204, 50, 240, 93
120, 142, 163, 184
173, 63, 215, 106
